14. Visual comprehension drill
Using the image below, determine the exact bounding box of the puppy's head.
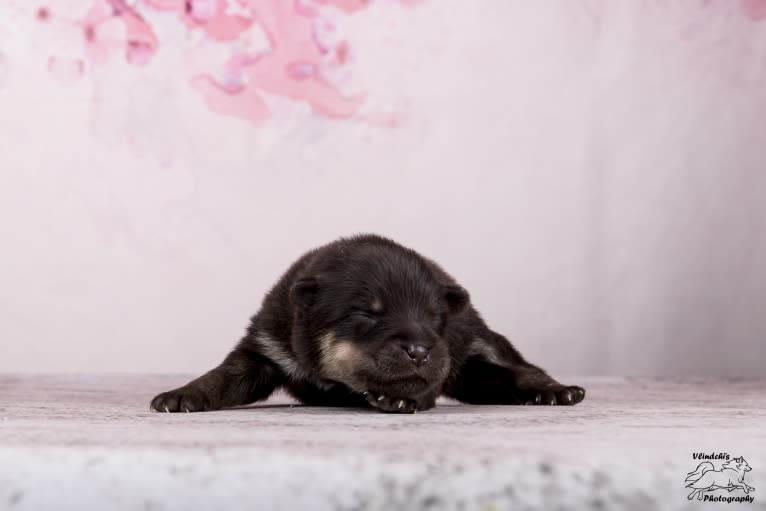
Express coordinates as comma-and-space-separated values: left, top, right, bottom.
290, 245, 468, 398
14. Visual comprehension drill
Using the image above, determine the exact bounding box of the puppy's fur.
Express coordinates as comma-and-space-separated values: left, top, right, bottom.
151, 235, 585, 413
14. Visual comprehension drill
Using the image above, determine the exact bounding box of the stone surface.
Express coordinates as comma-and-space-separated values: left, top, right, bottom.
0, 375, 764, 510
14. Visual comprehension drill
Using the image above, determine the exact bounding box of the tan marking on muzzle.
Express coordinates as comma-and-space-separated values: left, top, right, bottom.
318, 332, 366, 388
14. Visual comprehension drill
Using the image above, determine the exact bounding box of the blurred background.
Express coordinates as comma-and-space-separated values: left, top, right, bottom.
0, 0, 764, 378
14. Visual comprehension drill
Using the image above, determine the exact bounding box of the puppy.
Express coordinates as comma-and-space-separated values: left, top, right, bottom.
150, 235, 585, 413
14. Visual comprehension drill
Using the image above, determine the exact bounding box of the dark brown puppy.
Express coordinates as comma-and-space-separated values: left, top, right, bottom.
151, 234, 585, 413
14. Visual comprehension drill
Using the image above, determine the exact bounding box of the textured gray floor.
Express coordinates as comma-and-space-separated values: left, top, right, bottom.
0, 375, 764, 511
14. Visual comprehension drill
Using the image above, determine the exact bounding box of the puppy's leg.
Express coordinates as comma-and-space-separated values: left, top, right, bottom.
285, 381, 369, 408
150, 344, 283, 413
445, 330, 585, 406
286, 382, 438, 413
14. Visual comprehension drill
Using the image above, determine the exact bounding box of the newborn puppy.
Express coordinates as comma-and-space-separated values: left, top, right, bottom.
150, 235, 585, 413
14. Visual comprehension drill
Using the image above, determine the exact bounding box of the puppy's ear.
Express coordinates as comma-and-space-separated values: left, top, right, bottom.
444, 285, 469, 315
291, 277, 319, 309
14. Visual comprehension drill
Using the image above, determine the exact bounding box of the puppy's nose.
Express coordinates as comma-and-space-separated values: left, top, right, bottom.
405, 344, 431, 366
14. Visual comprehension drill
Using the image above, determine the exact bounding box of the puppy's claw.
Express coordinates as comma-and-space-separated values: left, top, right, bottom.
163, 405, 170, 413
397, 400, 405, 409
377, 395, 386, 402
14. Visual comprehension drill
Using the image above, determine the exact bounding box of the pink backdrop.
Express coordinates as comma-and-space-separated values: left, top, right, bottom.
1, 1, 765, 377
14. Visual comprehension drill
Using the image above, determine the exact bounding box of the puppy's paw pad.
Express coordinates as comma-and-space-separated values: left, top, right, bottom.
364, 392, 417, 413
150, 388, 209, 413
526, 385, 585, 406
565, 386, 586, 404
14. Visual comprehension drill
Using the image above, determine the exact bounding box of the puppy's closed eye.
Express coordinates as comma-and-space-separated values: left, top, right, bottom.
348, 311, 379, 328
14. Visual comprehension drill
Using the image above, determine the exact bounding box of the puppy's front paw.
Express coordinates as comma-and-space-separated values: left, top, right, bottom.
364, 392, 417, 414
523, 385, 585, 406
150, 386, 211, 413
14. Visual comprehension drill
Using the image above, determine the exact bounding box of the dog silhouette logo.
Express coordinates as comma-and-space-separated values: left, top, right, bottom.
686, 455, 755, 502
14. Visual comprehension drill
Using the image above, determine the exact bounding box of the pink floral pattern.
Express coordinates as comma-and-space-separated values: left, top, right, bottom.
34, 0, 416, 125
